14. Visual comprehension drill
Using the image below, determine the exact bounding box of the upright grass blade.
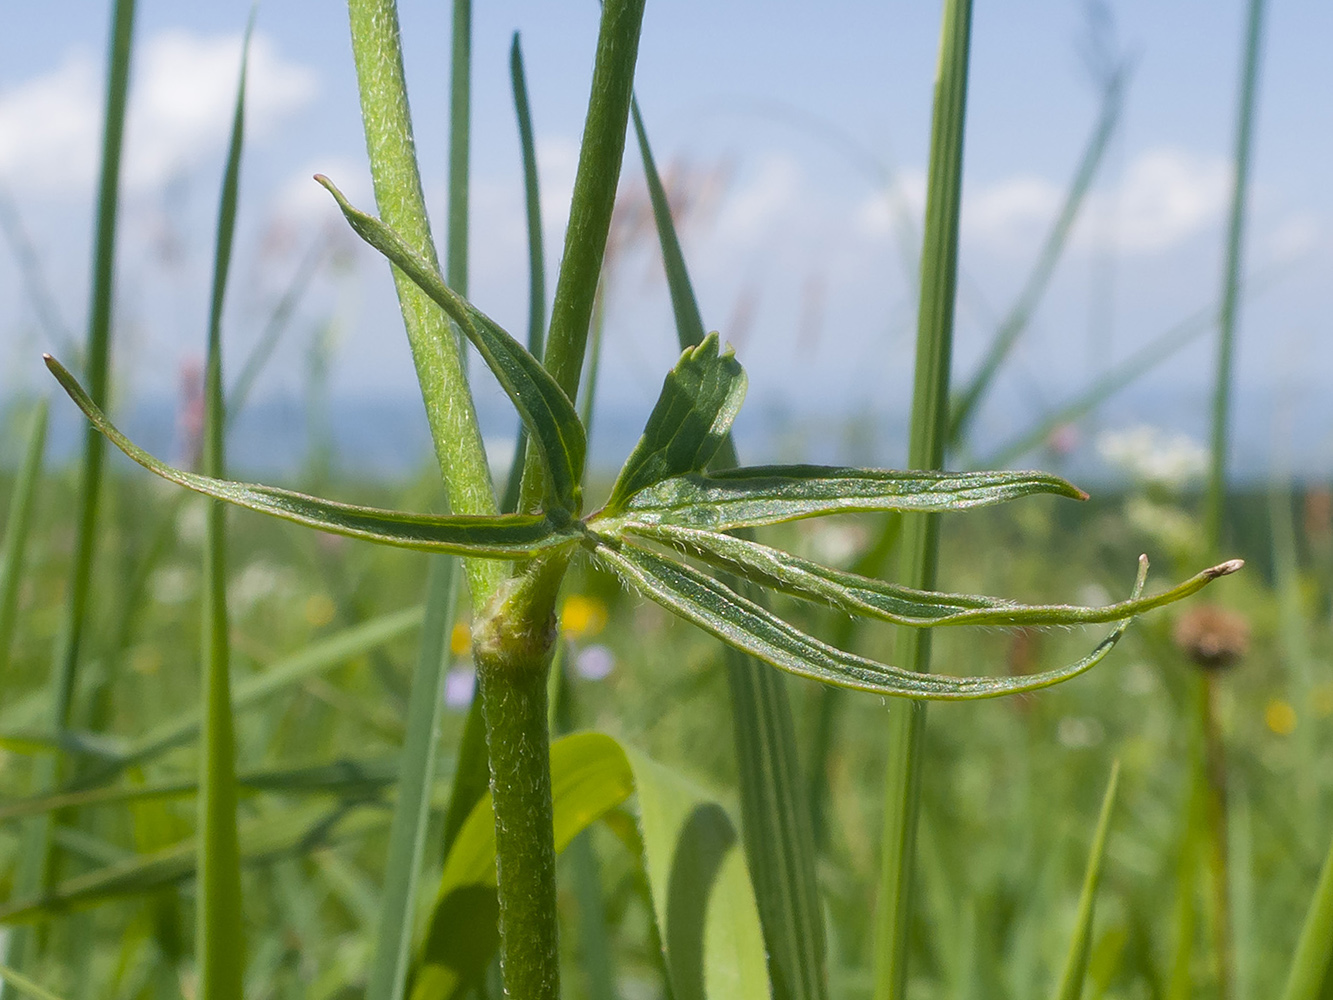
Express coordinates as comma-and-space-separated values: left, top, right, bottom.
366, 559, 459, 1000
195, 29, 250, 999
445, 0, 471, 302
501, 32, 547, 514
516, 0, 646, 513
948, 64, 1125, 446
1279, 827, 1333, 1000
634, 100, 828, 1000
1205, 0, 1266, 557
346, 0, 501, 608
873, 2, 972, 998
1051, 762, 1121, 1000
1201, 7, 1266, 996
0, 401, 48, 675
3, 1, 136, 990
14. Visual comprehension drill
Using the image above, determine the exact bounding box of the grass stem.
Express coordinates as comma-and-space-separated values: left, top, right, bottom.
873, 2, 973, 997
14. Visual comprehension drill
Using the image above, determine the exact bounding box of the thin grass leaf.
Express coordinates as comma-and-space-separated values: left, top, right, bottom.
196, 24, 249, 996
317, 177, 585, 512
630, 522, 1241, 628
0, 806, 387, 925
366, 559, 459, 1000
5, 1, 137, 989
501, 31, 546, 514
949, 63, 1125, 446
227, 236, 326, 425
635, 99, 827, 1000
595, 539, 1144, 700
445, 0, 471, 298
1205, 0, 1266, 555
874, 2, 973, 994
0, 401, 48, 675
0, 759, 398, 823
86, 607, 422, 779
1279, 826, 1333, 1000
0, 966, 67, 1000
605, 333, 747, 512
601, 465, 1084, 532
45, 355, 576, 557
1052, 761, 1121, 1000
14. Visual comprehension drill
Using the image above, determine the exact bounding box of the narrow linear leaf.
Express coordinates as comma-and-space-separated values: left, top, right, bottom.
595, 540, 1146, 700
1052, 761, 1121, 1000
629, 522, 1242, 628
366, 558, 459, 1000
0, 401, 48, 674
316, 177, 585, 511
45, 355, 575, 558
1280, 826, 1333, 1000
500, 31, 547, 514
600, 465, 1085, 532
0, 805, 387, 924
0, 966, 67, 1000
606, 332, 747, 512
0, 759, 397, 823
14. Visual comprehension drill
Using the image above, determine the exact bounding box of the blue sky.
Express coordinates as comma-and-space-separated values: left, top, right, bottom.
2, 1, 1330, 475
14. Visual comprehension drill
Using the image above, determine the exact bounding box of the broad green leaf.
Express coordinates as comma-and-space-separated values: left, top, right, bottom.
1280, 825, 1333, 1000
597, 465, 1085, 532
1051, 762, 1120, 1000
629, 522, 1243, 628
594, 539, 1145, 700
45, 356, 577, 558
605, 332, 747, 513
317, 176, 585, 511
412, 732, 769, 1000
0, 805, 386, 924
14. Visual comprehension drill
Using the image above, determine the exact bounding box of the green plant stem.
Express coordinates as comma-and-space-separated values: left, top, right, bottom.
472, 561, 567, 1000
519, 0, 646, 513
196, 25, 250, 999
2, 2, 136, 989
346, 0, 500, 609
873, 1, 972, 998
1205, 0, 1266, 558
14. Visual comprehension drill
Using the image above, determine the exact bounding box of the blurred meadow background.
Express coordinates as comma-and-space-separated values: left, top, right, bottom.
2, 1, 1332, 998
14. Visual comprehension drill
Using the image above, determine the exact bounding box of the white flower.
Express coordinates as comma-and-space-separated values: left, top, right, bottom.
1096, 424, 1207, 487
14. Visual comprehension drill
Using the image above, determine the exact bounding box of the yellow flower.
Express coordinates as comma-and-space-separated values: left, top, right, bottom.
304, 594, 336, 627
451, 622, 472, 656
1265, 699, 1297, 736
561, 594, 608, 639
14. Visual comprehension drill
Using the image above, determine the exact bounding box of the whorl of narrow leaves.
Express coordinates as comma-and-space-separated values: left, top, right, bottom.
46, 329, 1240, 703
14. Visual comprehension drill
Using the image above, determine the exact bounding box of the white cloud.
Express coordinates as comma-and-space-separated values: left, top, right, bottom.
0, 30, 317, 195
1113, 147, 1229, 252
964, 175, 1063, 246
715, 153, 801, 244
